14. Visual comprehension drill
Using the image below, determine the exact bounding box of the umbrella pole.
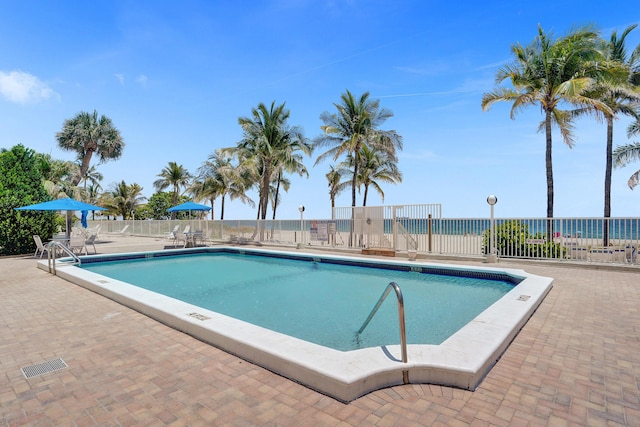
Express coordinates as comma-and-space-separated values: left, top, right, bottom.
65, 211, 73, 238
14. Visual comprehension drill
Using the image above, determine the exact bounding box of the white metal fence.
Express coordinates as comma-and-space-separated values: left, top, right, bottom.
87, 216, 640, 265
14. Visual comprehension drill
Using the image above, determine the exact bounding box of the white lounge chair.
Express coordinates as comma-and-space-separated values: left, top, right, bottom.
165, 225, 180, 239
33, 235, 48, 258
85, 234, 98, 254
107, 225, 129, 235
87, 224, 101, 240
69, 235, 88, 255
72, 226, 88, 238
174, 232, 187, 248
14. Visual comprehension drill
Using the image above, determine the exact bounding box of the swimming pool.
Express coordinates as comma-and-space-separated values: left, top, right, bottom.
80, 252, 515, 350
42, 247, 553, 402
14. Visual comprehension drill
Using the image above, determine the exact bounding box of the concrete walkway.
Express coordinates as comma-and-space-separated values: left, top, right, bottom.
1, 235, 639, 425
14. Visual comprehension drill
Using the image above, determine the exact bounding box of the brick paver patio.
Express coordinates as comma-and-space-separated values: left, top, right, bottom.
1, 236, 639, 425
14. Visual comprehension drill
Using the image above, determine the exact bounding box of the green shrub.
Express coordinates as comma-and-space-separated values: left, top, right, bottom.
482, 220, 528, 256
0, 145, 57, 255
482, 220, 565, 259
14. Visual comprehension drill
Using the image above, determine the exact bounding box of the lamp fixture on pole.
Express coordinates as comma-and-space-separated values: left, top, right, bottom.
298, 205, 305, 249
486, 195, 498, 263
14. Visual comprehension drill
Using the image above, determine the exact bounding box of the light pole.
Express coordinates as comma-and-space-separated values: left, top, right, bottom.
298, 205, 305, 249
486, 195, 498, 263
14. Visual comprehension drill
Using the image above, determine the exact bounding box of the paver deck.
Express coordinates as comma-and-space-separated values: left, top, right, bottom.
1, 235, 639, 426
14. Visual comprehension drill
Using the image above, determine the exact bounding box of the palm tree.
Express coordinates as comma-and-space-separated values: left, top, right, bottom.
571, 25, 640, 244
233, 101, 310, 221
325, 165, 349, 218
153, 162, 192, 219
482, 25, 611, 223
270, 137, 311, 220
109, 181, 146, 219
189, 178, 220, 219
352, 145, 402, 206
197, 150, 254, 220
56, 110, 123, 232
314, 90, 403, 209
599, 26, 640, 220
77, 164, 103, 190
56, 110, 124, 186
269, 175, 290, 220
126, 183, 146, 220
86, 182, 103, 220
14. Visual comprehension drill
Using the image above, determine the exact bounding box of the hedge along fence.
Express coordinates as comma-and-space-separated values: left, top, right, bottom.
482, 220, 566, 259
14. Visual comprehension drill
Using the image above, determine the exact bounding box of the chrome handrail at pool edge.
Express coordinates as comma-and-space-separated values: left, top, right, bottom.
357, 281, 409, 384
46, 241, 81, 274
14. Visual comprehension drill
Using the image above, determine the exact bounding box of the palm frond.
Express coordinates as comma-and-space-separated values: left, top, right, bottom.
628, 170, 640, 189
613, 142, 640, 166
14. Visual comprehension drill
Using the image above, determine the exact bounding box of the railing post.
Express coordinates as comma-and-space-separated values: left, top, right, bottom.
428, 214, 432, 253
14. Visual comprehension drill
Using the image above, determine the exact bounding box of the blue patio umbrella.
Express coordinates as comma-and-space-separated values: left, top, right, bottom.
167, 201, 211, 218
16, 198, 106, 236
167, 201, 212, 213
16, 198, 106, 212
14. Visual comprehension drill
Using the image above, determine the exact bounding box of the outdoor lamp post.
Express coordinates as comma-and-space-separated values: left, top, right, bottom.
298, 205, 305, 249
486, 195, 498, 263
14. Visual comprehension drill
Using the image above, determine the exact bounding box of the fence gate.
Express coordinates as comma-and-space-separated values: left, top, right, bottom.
333, 204, 442, 251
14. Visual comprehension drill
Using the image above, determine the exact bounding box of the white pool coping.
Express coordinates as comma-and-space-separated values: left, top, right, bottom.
39, 247, 553, 402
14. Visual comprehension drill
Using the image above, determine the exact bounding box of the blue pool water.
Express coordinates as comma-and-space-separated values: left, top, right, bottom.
81, 252, 515, 351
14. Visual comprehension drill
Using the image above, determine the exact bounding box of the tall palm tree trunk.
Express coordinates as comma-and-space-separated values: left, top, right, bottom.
545, 112, 554, 240
272, 172, 281, 220
171, 186, 179, 220
257, 163, 271, 239
362, 184, 369, 207
350, 166, 358, 247
603, 116, 614, 246
75, 152, 94, 187
351, 161, 358, 208
271, 172, 282, 238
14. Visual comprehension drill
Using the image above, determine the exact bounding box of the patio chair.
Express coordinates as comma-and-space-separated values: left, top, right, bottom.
201, 231, 210, 246
174, 232, 187, 248
625, 245, 637, 264
88, 224, 101, 241
165, 225, 180, 239
69, 235, 88, 255
72, 226, 88, 237
33, 235, 48, 258
182, 225, 191, 234
85, 234, 98, 254
107, 224, 129, 235
191, 230, 205, 247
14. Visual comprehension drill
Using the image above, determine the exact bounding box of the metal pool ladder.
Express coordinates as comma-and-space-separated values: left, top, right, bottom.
357, 281, 409, 384
46, 241, 81, 274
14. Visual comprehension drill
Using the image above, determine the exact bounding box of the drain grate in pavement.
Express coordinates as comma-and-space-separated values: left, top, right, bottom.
187, 312, 211, 321
21, 358, 68, 379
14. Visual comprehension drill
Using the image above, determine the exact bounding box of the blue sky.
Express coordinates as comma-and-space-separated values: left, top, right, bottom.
1, 1, 639, 219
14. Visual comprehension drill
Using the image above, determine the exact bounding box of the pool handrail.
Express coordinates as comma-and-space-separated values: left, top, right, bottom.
357, 281, 409, 384
46, 241, 81, 274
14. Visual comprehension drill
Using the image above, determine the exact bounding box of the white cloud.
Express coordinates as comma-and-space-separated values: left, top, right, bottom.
0, 70, 58, 104
114, 73, 125, 85
136, 74, 148, 87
